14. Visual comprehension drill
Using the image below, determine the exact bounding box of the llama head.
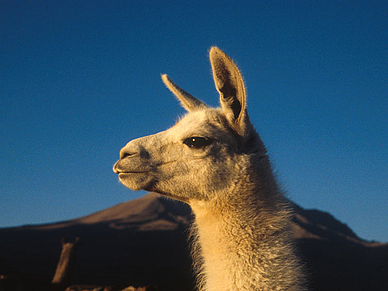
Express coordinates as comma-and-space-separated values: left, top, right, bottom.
113, 47, 266, 203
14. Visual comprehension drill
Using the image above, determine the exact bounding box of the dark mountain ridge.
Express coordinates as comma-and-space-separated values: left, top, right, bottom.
0, 193, 387, 291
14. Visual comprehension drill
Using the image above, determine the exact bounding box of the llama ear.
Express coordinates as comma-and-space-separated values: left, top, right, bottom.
209, 47, 249, 136
161, 74, 208, 112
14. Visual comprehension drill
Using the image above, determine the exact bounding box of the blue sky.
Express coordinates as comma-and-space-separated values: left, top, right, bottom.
1, 1, 387, 242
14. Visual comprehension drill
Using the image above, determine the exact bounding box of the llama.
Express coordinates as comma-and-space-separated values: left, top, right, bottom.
113, 47, 305, 291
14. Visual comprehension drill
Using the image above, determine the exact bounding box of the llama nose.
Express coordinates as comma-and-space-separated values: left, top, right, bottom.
119, 146, 139, 160
119, 146, 150, 160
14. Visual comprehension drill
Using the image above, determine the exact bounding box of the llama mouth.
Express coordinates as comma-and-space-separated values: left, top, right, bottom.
113, 160, 178, 175
113, 160, 152, 175
118, 171, 149, 176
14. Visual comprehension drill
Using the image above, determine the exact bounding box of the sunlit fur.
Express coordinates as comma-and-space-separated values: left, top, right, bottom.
113, 47, 306, 291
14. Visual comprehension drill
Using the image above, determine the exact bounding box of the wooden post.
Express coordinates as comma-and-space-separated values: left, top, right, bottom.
51, 237, 80, 290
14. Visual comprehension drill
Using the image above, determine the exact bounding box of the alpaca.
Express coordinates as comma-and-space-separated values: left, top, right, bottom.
113, 47, 305, 291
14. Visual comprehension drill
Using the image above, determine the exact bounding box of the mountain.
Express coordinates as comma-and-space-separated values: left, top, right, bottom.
0, 193, 387, 291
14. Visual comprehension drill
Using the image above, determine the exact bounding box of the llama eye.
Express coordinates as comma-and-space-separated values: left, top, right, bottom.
183, 137, 212, 149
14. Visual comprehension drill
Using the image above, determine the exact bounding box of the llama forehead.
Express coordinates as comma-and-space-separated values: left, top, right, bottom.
168, 109, 232, 139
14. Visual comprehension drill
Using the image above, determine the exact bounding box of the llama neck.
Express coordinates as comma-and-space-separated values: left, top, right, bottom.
189, 173, 303, 291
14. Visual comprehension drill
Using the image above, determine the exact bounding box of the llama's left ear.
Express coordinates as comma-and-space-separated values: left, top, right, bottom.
161, 74, 208, 112
209, 47, 249, 136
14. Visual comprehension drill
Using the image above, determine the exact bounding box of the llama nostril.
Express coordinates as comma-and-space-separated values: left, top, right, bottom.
122, 152, 132, 159
120, 151, 139, 160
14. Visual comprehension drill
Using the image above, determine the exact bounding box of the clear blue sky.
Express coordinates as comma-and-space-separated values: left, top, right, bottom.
1, 1, 387, 242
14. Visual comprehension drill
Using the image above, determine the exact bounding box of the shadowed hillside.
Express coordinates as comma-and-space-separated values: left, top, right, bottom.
0, 193, 387, 291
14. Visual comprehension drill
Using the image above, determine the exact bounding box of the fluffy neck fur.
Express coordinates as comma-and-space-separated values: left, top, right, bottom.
189, 158, 305, 291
